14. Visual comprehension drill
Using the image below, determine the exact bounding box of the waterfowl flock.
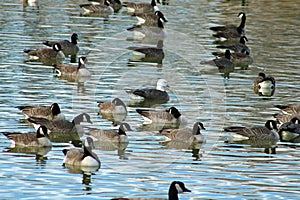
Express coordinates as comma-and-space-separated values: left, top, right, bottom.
1, 0, 299, 199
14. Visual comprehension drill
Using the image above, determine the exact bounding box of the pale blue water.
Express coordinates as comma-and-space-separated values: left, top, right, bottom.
0, 0, 300, 199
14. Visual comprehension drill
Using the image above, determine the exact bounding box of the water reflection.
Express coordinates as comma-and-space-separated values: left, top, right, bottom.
4, 146, 52, 163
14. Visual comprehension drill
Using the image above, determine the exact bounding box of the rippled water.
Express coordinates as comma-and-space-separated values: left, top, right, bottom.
1, 0, 300, 199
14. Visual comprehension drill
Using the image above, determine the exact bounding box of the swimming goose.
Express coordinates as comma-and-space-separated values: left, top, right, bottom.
62, 136, 100, 167
253, 72, 276, 96
123, 0, 160, 14
160, 122, 206, 143
216, 36, 250, 55
42, 33, 79, 57
88, 0, 122, 12
133, 10, 168, 26
224, 120, 279, 141
136, 106, 186, 125
79, 0, 114, 16
127, 14, 166, 39
87, 122, 131, 143
112, 181, 191, 200
211, 12, 246, 39
127, 40, 164, 64
98, 98, 127, 123
278, 117, 300, 141
211, 51, 253, 67
273, 113, 300, 125
28, 113, 92, 136
274, 104, 300, 115
24, 43, 65, 65
16, 103, 64, 121
125, 79, 169, 102
53, 56, 91, 77
2, 126, 52, 147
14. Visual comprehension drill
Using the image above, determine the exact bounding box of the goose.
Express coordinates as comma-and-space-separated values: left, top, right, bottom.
211, 12, 246, 39
212, 51, 253, 66
224, 120, 279, 141
53, 56, 91, 77
111, 181, 191, 200
2, 126, 52, 147
42, 33, 79, 57
28, 113, 92, 136
123, 0, 160, 14
160, 122, 206, 143
253, 72, 276, 96
216, 36, 250, 55
136, 106, 186, 125
125, 79, 169, 102
273, 113, 300, 125
278, 117, 300, 141
274, 104, 300, 115
88, 0, 122, 12
127, 40, 164, 64
133, 10, 168, 26
16, 103, 64, 121
87, 122, 131, 143
98, 98, 127, 123
24, 43, 65, 65
79, 0, 114, 16
62, 136, 100, 167
127, 14, 166, 39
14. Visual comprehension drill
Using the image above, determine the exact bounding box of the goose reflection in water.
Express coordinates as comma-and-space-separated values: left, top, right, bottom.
4, 146, 52, 163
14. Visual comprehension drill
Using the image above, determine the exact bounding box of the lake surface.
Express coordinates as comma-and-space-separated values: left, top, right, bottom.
1, 0, 300, 199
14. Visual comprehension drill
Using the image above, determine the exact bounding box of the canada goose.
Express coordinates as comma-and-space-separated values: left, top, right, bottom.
125, 79, 169, 102
42, 33, 79, 57
87, 122, 131, 143
133, 10, 168, 26
28, 113, 92, 136
98, 98, 127, 123
203, 50, 235, 78
278, 117, 300, 141
136, 106, 186, 125
253, 72, 276, 96
24, 43, 65, 65
2, 126, 52, 147
224, 120, 279, 141
216, 36, 250, 55
211, 51, 253, 66
127, 14, 166, 39
127, 40, 164, 64
16, 103, 64, 121
62, 136, 100, 167
88, 0, 122, 12
123, 0, 160, 14
160, 122, 206, 143
211, 12, 246, 39
274, 104, 300, 115
53, 56, 91, 77
112, 181, 191, 200
79, 0, 114, 16
273, 113, 300, 125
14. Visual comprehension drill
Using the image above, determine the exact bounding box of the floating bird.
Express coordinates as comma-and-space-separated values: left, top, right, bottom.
127, 40, 164, 64
2, 126, 52, 147
123, 0, 160, 14
98, 98, 127, 124
42, 33, 79, 57
62, 136, 100, 167
16, 103, 64, 121
160, 121, 206, 143
224, 120, 279, 141
133, 10, 168, 26
253, 72, 276, 96
278, 117, 300, 141
136, 106, 187, 126
24, 43, 65, 65
112, 181, 191, 200
53, 56, 91, 77
211, 12, 246, 40
125, 78, 169, 102
211, 51, 253, 67
79, 0, 114, 16
274, 104, 300, 115
88, 0, 122, 12
216, 36, 250, 55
